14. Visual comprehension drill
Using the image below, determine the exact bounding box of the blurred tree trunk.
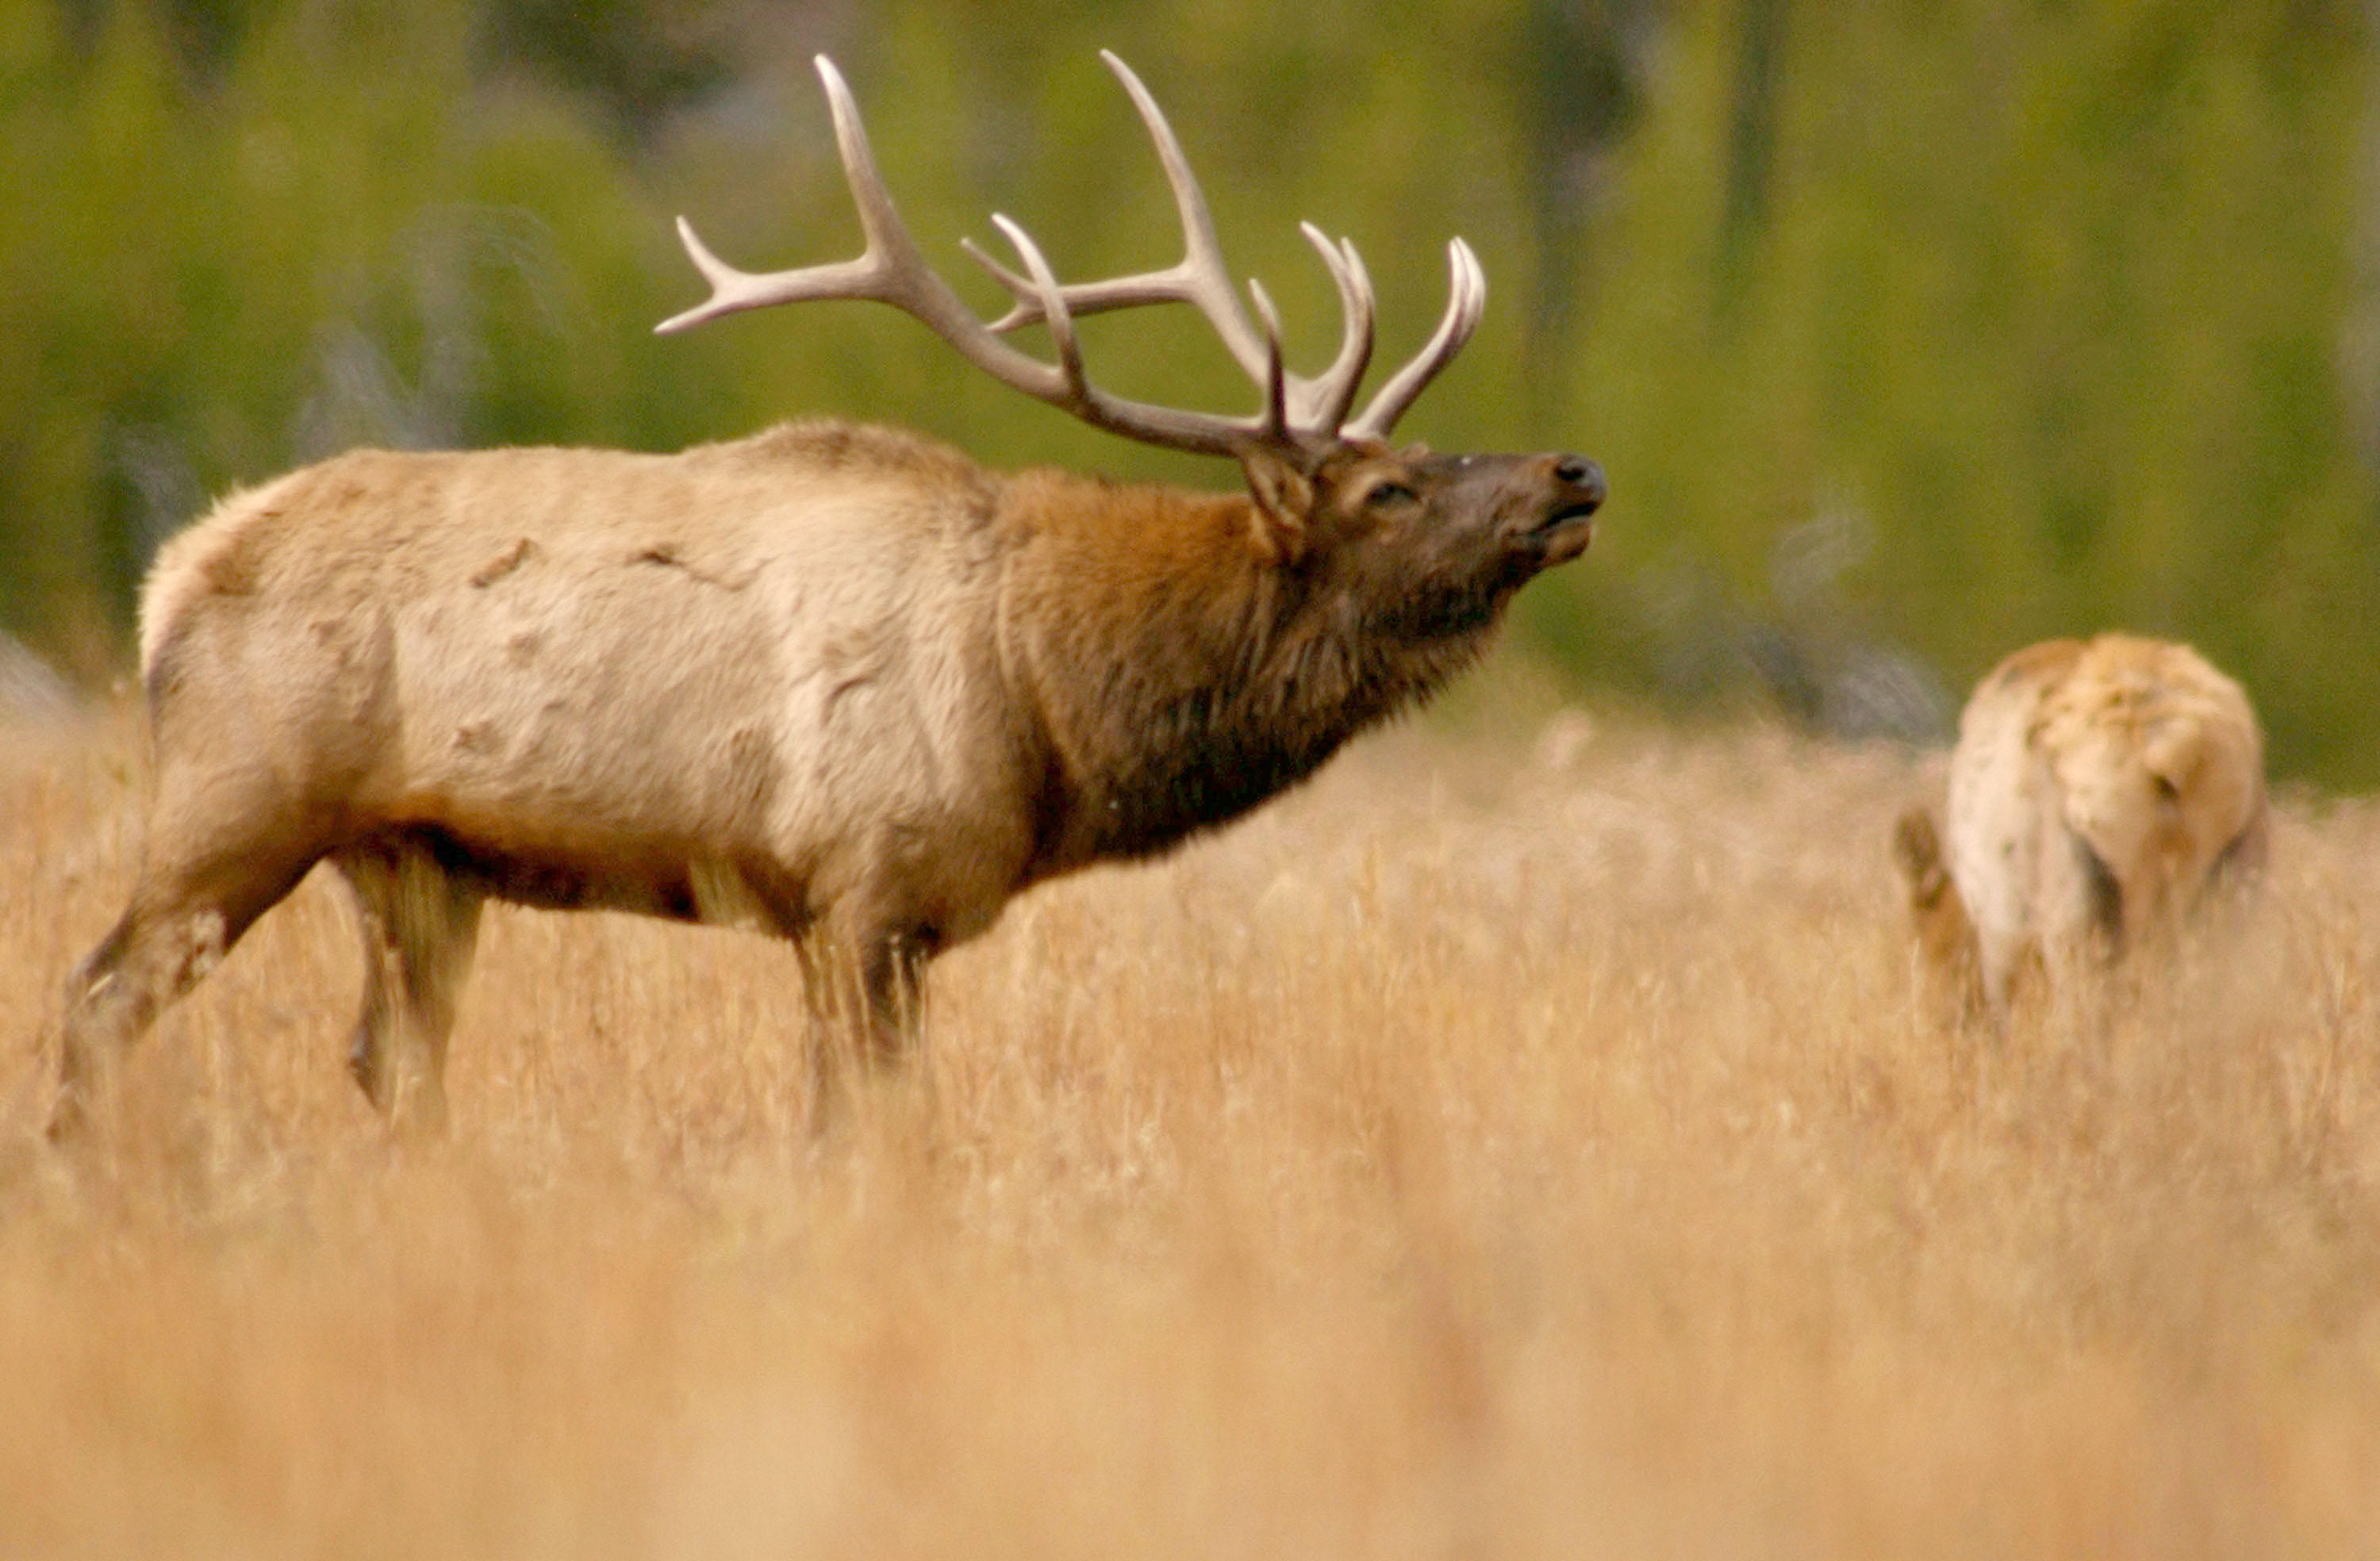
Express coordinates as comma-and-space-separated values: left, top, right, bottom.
2350, 0, 2380, 472
1718, 0, 1787, 312
1518, 0, 1652, 431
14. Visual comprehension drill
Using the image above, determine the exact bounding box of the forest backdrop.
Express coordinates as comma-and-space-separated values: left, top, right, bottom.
4, 0, 2375, 783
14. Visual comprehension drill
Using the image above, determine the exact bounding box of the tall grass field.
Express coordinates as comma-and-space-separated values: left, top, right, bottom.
2, 701, 2376, 1556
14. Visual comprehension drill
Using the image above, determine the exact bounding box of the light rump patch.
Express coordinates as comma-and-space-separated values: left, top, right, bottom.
1894, 632, 2267, 1011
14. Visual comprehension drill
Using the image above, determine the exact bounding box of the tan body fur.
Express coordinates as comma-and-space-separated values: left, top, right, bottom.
1894, 634, 2267, 1009
56, 420, 1599, 1132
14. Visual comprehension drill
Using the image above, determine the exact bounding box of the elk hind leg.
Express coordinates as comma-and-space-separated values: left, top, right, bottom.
1891, 807, 1984, 1014
332, 838, 483, 1135
51, 834, 324, 1141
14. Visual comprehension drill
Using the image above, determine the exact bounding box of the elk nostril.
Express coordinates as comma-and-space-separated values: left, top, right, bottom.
1553, 455, 1606, 503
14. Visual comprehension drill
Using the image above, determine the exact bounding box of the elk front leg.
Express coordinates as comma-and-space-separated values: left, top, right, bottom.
797, 915, 934, 1133
332, 839, 484, 1136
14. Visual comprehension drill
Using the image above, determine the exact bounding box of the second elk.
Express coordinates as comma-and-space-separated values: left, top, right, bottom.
1893, 634, 2267, 1012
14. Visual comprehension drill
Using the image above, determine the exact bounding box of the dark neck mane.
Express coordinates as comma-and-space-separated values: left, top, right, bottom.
997, 470, 1499, 876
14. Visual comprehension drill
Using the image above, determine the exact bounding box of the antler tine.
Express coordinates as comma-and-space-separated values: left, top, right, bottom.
1291, 224, 1376, 433
1345, 239, 1486, 441
658, 56, 1069, 413
1245, 278, 1292, 443
988, 214, 1090, 405
662, 58, 921, 332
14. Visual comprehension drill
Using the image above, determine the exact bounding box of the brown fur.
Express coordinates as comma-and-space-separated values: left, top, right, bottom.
1890, 807, 1982, 1015
52, 420, 1602, 1135
1892, 633, 2266, 1011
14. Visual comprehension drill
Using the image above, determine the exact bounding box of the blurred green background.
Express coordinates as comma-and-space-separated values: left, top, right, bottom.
3, 0, 2374, 782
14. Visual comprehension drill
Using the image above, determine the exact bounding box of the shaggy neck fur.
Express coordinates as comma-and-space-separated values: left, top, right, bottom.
996, 467, 1500, 876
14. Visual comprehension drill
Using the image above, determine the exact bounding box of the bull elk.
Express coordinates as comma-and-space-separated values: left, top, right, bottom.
48, 53, 1606, 1137
1891, 634, 2266, 1012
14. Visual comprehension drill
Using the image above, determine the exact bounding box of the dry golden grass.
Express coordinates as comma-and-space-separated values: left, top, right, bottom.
3, 700, 2378, 1558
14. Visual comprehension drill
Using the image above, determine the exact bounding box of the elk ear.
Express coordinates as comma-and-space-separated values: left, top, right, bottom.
1239, 450, 1316, 566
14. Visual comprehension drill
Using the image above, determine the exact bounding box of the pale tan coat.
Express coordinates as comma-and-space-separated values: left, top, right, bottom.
141, 424, 1031, 945
1901, 634, 2266, 1007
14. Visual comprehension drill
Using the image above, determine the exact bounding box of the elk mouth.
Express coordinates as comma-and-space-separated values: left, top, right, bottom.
1526, 501, 1599, 565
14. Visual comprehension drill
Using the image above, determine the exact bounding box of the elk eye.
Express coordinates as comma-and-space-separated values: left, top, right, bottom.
1364, 481, 1419, 512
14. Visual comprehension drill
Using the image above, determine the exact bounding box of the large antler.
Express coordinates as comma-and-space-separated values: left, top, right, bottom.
658, 52, 1483, 458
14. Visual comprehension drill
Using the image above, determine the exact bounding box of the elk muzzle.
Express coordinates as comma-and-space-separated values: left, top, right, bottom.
1532, 454, 1606, 565
1461, 451, 1603, 573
